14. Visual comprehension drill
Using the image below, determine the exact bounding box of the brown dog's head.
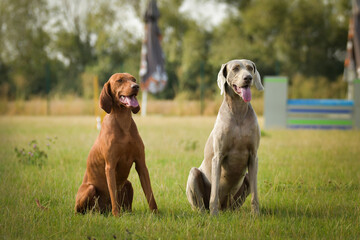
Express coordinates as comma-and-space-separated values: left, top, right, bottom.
217, 59, 264, 102
100, 73, 141, 114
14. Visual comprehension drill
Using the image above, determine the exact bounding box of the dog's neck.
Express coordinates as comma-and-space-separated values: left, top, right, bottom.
223, 84, 249, 118
109, 105, 133, 131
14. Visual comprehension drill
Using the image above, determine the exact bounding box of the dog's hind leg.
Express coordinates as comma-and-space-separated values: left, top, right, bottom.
231, 173, 250, 209
186, 167, 211, 211
118, 180, 133, 212
75, 183, 97, 213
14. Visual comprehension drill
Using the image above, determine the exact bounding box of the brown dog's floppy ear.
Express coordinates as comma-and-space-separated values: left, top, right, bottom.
251, 62, 264, 91
99, 81, 112, 114
131, 105, 141, 114
217, 63, 227, 95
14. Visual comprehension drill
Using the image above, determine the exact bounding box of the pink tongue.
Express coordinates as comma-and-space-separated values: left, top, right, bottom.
240, 87, 251, 102
124, 96, 139, 107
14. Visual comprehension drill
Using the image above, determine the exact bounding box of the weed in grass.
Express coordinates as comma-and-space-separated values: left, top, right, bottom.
182, 139, 199, 151
260, 130, 269, 137
14, 137, 57, 167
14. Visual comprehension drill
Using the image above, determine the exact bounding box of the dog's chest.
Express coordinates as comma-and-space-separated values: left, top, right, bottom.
111, 138, 141, 178
217, 126, 254, 187
221, 124, 256, 165
114, 137, 141, 157
104, 131, 141, 161
228, 122, 256, 147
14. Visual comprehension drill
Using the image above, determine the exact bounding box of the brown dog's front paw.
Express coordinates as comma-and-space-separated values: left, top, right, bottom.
149, 200, 158, 213
112, 209, 120, 217
151, 208, 159, 214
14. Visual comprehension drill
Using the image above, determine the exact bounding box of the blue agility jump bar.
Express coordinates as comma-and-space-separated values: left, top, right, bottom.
287, 99, 354, 106
287, 109, 352, 114
288, 125, 353, 130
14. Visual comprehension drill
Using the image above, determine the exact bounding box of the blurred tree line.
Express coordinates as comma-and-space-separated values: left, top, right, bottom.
0, 0, 351, 100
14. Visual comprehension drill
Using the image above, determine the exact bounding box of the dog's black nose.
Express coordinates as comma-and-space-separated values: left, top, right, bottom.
131, 84, 139, 90
244, 75, 253, 82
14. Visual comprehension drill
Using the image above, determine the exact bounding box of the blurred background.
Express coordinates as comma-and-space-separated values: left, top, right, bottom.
0, 0, 354, 116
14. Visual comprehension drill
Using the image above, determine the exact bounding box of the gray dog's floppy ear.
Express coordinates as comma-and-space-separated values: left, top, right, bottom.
217, 63, 227, 95
252, 62, 264, 91
99, 81, 113, 114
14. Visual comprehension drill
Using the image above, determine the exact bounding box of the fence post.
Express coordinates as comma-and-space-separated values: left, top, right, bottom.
93, 76, 102, 130
354, 79, 360, 129
264, 76, 288, 129
45, 63, 51, 115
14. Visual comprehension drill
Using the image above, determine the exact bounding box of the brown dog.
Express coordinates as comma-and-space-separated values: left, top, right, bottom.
75, 73, 158, 216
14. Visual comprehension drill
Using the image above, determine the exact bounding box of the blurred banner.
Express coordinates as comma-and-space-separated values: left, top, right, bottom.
344, 0, 360, 99
139, 0, 167, 116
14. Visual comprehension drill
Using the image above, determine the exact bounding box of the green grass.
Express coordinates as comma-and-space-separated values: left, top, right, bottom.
0, 116, 359, 239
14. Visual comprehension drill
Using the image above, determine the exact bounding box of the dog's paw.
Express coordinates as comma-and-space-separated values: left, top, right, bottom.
209, 200, 220, 216
210, 208, 219, 216
112, 209, 120, 217
251, 204, 260, 216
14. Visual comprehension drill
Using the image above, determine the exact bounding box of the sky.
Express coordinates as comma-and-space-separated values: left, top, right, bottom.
179, 0, 236, 31
46, 0, 233, 37
124, 0, 235, 38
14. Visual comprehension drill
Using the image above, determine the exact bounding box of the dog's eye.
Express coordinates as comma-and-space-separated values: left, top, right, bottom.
116, 79, 123, 83
233, 66, 240, 72
246, 65, 254, 72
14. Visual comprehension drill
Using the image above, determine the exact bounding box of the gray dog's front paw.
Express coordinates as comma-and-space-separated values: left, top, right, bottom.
210, 203, 219, 216
210, 209, 219, 216
251, 204, 260, 215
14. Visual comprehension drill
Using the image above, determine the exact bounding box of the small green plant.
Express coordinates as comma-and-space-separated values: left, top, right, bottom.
14, 137, 57, 167
183, 139, 198, 151
261, 130, 269, 137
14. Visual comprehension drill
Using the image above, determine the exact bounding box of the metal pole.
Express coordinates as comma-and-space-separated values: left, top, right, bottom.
93, 76, 101, 130
141, 90, 148, 117
45, 63, 51, 115
200, 61, 205, 115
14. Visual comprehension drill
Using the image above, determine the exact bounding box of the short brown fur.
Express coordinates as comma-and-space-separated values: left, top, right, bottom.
75, 73, 157, 216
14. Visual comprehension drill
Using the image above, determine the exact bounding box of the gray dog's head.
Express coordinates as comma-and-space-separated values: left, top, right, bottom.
217, 59, 264, 102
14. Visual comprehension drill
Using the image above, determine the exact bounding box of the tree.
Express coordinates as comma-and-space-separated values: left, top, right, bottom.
0, 0, 51, 98
48, 0, 144, 95
210, 0, 350, 82
0, 0, 352, 100
179, 23, 215, 98
277, 0, 349, 80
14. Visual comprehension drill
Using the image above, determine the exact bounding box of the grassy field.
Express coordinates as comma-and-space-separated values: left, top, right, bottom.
0, 96, 264, 116
0, 115, 359, 239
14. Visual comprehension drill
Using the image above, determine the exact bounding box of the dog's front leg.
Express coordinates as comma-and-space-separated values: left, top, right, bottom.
248, 154, 259, 214
135, 161, 158, 212
210, 153, 222, 216
105, 163, 120, 216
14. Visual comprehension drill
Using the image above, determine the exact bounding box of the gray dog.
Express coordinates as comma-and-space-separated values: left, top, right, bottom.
186, 59, 264, 215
